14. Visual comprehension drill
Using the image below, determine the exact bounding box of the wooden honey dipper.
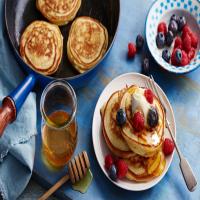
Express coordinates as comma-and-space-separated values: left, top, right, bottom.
38, 151, 90, 200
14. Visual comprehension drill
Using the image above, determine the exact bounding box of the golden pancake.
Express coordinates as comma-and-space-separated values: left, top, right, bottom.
36, 0, 81, 26
101, 90, 134, 159
125, 151, 166, 182
120, 86, 165, 157
67, 17, 108, 73
20, 21, 63, 75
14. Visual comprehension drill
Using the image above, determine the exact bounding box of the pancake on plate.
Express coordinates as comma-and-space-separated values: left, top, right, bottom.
100, 85, 166, 182
120, 86, 165, 157
125, 151, 166, 182
20, 20, 63, 75
100, 90, 135, 159
36, 0, 81, 26
67, 16, 108, 73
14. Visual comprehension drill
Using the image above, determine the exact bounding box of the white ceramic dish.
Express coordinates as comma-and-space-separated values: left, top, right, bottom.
146, 0, 200, 74
92, 73, 176, 191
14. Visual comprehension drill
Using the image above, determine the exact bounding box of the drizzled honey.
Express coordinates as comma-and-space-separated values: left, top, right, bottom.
42, 110, 77, 168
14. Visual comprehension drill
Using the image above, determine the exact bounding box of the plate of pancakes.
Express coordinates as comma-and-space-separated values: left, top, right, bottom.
92, 73, 176, 191
5, 0, 119, 79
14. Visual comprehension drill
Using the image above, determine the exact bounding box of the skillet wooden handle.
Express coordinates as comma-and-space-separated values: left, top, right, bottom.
0, 97, 16, 137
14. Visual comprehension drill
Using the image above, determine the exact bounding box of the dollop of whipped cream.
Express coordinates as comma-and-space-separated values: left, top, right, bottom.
131, 88, 151, 126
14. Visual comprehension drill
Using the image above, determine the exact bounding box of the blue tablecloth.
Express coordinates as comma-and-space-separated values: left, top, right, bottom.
34, 0, 200, 199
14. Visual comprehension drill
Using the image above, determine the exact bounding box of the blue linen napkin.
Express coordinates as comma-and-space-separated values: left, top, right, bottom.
0, 1, 37, 199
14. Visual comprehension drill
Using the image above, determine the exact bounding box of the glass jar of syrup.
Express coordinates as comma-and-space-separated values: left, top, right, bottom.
40, 80, 77, 169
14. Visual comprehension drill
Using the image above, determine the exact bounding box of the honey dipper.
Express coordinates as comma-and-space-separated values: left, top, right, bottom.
38, 151, 90, 200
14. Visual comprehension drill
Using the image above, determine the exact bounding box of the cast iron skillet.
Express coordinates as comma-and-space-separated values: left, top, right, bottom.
0, 0, 120, 136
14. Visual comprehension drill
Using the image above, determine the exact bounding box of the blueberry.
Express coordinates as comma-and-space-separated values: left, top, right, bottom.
175, 49, 182, 64
162, 49, 171, 63
142, 58, 150, 75
109, 164, 117, 181
156, 32, 165, 49
178, 16, 186, 31
165, 31, 174, 47
147, 107, 159, 128
170, 14, 179, 23
168, 20, 178, 35
116, 108, 126, 126
136, 34, 144, 50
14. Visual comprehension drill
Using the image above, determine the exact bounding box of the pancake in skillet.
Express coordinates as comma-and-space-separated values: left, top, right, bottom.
120, 86, 165, 157
67, 17, 108, 73
100, 90, 134, 159
36, 0, 81, 26
20, 21, 63, 75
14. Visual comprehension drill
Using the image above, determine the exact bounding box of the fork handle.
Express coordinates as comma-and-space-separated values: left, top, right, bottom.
180, 157, 197, 192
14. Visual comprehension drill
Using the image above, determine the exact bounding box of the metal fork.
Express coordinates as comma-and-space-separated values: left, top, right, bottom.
145, 75, 197, 192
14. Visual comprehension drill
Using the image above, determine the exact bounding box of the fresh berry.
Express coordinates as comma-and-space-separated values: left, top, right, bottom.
136, 34, 144, 50
178, 16, 186, 31
165, 31, 174, 47
168, 20, 178, 35
132, 111, 144, 132
190, 32, 198, 48
105, 154, 114, 170
171, 48, 179, 66
170, 14, 179, 23
175, 49, 182, 64
157, 22, 167, 35
174, 36, 183, 49
116, 108, 126, 126
142, 58, 150, 75
182, 25, 192, 40
162, 49, 171, 63
144, 89, 154, 104
163, 138, 174, 155
188, 48, 196, 61
147, 107, 159, 128
181, 50, 189, 66
128, 42, 137, 58
156, 32, 165, 49
109, 164, 118, 181
183, 33, 192, 53
116, 160, 128, 179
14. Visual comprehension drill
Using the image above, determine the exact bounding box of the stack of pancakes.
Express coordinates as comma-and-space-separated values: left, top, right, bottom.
67, 17, 108, 73
100, 85, 166, 182
20, 0, 108, 76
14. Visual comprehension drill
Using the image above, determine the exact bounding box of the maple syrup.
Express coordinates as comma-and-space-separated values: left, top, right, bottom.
42, 110, 77, 168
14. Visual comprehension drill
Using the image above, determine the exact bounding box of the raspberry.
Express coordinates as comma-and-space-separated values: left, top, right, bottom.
115, 159, 128, 179
181, 50, 189, 66
182, 25, 192, 40
132, 111, 144, 132
105, 154, 114, 170
174, 36, 182, 49
144, 89, 154, 104
128, 42, 136, 58
157, 22, 167, 35
182, 33, 192, 53
171, 48, 179, 66
163, 138, 174, 156
188, 48, 196, 61
190, 32, 198, 48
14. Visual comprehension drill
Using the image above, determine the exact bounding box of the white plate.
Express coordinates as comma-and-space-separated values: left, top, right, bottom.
92, 73, 176, 191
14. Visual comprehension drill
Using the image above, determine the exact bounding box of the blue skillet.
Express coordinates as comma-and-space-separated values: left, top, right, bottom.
0, 0, 120, 136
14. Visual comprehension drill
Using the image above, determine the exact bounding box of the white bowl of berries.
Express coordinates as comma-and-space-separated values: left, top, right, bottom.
146, 0, 200, 74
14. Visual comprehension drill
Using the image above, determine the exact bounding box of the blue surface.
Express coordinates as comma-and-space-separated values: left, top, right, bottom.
34, 0, 200, 199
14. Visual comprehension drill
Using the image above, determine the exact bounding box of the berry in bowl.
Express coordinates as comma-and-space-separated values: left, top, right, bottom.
146, 0, 200, 74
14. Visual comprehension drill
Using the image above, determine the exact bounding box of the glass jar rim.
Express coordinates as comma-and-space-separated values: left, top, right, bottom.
40, 80, 77, 130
